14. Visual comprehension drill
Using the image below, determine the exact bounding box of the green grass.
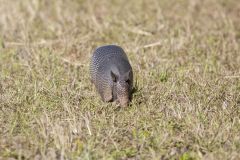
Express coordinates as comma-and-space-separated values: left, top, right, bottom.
0, 0, 240, 159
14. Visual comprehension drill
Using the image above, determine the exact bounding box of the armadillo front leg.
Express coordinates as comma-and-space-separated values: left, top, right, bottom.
98, 85, 113, 102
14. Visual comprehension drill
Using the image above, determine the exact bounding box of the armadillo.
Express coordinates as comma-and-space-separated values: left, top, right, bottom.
90, 45, 133, 107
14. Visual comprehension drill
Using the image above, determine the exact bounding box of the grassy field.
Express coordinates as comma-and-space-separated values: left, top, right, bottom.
0, 0, 240, 159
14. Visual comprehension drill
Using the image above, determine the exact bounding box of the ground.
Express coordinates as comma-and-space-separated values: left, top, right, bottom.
0, 0, 240, 159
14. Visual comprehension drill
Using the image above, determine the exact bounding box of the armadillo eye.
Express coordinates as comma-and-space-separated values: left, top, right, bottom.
113, 77, 117, 83
125, 79, 130, 84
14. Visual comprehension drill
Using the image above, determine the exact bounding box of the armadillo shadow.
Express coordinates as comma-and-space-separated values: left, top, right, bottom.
130, 82, 143, 101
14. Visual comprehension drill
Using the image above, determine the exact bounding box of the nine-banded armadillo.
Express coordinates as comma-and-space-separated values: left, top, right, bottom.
90, 45, 133, 107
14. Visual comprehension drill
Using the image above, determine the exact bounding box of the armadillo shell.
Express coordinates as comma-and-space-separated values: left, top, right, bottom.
90, 45, 133, 102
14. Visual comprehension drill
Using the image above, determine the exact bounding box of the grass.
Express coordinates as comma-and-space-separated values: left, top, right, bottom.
0, 0, 240, 159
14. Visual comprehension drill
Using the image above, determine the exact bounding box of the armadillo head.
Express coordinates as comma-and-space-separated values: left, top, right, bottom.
111, 70, 132, 107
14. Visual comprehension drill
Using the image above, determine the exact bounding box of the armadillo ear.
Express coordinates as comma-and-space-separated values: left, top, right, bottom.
111, 71, 118, 82
124, 70, 131, 84
125, 70, 131, 78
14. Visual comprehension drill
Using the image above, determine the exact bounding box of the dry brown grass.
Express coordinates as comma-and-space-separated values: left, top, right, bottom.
0, 0, 240, 159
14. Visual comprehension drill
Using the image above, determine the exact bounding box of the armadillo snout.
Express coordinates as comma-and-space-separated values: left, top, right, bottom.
117, 83, 130, 107
118, 95, 130, 107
